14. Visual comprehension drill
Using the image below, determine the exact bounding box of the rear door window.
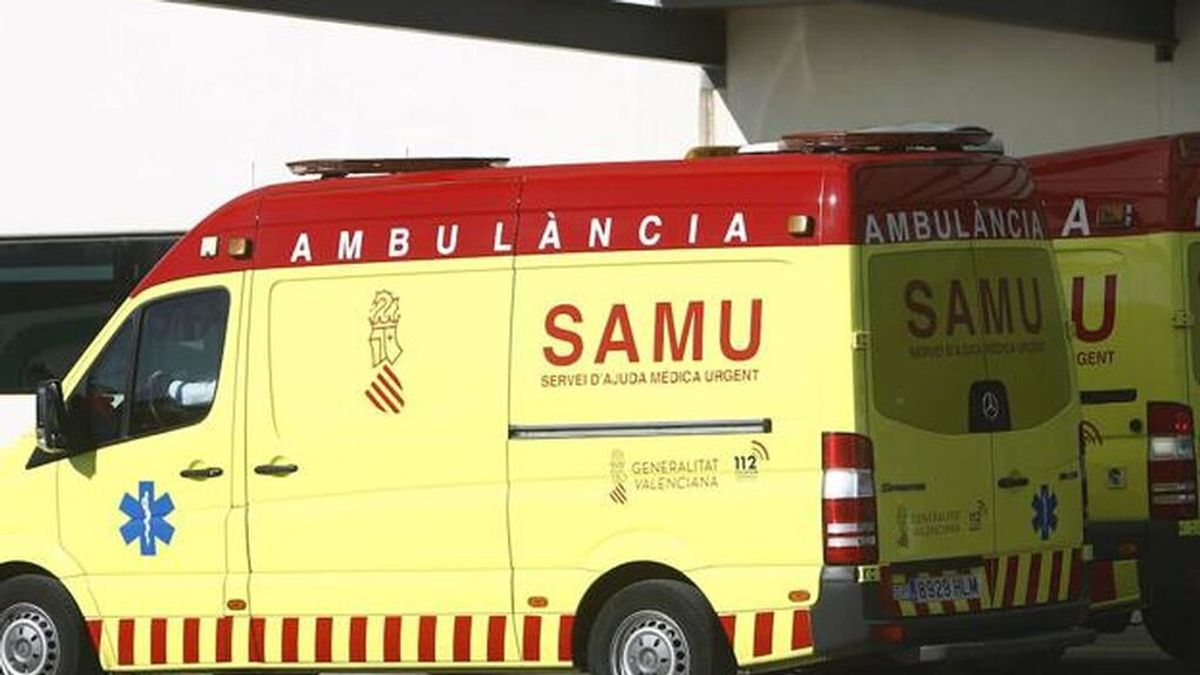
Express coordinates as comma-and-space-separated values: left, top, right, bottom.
972, 247, 1072, 429
868, 248, 988, 434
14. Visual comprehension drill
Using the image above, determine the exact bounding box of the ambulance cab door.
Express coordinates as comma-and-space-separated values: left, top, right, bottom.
969, 163, 1084, 599
55, 274, 244, 664
857, 163, 997, 572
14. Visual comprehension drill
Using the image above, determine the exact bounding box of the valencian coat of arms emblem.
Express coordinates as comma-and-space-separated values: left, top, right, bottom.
365, 290, 406, 413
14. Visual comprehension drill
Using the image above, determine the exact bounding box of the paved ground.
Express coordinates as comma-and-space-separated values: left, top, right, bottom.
1056, 625, 1190, 674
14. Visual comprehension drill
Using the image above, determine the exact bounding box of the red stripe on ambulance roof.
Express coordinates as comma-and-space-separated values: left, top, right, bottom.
183, 618, 200, 664
118, 619, 135, 666
384, 616, 403, 662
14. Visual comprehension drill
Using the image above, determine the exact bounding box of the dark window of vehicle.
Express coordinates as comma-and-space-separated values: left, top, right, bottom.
75, 320, 135, 447
0, 235, 178, 394
130, 290, 230, 437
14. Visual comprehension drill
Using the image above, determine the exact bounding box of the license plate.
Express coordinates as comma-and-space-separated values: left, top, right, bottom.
893, 573, 981, 603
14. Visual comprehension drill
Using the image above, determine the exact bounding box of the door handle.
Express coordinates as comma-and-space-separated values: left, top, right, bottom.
881, 482, 927, 493
998, 475, 1030, 489
254, 463, 299, 476
179, 466, 223, 480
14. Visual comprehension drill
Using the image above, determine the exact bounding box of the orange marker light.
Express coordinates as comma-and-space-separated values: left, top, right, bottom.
528, 596, 549, 609
226, 599, 247, 611
787, 215, 814, 237
788, 590, 812, 603
228, 237, 254, 259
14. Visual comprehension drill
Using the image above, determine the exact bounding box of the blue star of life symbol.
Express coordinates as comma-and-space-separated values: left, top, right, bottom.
119, 481, 175, 556
1031, 484, 1059, 541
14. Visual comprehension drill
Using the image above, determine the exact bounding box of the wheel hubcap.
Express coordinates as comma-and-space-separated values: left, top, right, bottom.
0, 604, 59, 675
611, 610, 690, 675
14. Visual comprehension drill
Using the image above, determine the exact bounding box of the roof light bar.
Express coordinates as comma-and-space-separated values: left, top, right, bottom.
287, 157, 510, 179
782, 127, 997, 154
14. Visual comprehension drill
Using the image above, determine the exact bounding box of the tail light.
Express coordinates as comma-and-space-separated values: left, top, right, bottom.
1147, 402, 1199, 520
823, 432, 878, 565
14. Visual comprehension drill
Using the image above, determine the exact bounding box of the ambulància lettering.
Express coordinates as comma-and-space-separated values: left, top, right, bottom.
864, 205, 1045, 245
286, 210, 752, 263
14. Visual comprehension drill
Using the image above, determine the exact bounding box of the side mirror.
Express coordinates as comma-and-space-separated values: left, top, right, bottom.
35, 380, 69, 453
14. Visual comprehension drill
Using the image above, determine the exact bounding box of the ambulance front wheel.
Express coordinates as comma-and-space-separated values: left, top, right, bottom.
587, 580, 735, 675
1144, 602, 1200, 663
0, 575, 104, 675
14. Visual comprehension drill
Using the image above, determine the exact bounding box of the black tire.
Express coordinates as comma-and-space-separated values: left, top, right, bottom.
1144, 604, 1200, 663
587, 580, 734, 675
0, 574, 104, 675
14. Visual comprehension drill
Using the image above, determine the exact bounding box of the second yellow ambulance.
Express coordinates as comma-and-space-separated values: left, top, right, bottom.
1028, 134, 1200, 663
0, 128, 1090, 674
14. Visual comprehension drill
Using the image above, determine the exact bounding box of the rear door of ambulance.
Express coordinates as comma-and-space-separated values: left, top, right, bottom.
857, 161, 998, 612
967, 161, 1084, 609
859, 158, 1082, 615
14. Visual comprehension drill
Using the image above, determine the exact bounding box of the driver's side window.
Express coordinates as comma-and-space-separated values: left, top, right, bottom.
70, 288, 230, 448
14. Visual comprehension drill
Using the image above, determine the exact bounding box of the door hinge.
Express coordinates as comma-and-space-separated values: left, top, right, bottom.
852, 331, 871, 350
1173, 310, 1194, 328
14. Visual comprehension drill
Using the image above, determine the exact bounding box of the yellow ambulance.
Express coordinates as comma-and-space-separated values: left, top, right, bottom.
2, 129, 1090, 674
1027, 133, 1200, 663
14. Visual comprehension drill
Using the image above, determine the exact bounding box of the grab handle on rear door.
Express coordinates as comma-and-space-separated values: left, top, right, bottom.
254, 463, 299, 476
881, 482, 927, 493
997, 475, 1030, 489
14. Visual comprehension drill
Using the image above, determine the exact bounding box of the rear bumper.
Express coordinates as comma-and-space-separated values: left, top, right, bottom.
811, 564, 1091, 661
1088, 520, 1200, 606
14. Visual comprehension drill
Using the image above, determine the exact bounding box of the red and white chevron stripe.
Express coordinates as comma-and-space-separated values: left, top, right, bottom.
89, 613, 576, 668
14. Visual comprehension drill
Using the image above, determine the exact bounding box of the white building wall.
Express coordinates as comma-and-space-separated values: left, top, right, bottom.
725, 2, 1200, 155
0, 0, 702, 234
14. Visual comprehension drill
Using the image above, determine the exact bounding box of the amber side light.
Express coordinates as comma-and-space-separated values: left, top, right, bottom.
226, 599, 247, 611
788, 590, 812, 603
228, 237, 254, 260
527, 596, 549, 609
788, 215, 815, 237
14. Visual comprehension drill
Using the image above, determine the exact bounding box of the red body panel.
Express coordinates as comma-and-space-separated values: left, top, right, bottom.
1025, 134, 1200, 239
133, 152, 1045, 296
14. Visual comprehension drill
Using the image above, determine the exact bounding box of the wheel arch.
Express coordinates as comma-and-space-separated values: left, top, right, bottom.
572, 561, 720, 671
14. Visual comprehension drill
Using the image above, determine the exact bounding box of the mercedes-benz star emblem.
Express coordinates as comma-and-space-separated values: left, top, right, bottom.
982, 391, 1001, 421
